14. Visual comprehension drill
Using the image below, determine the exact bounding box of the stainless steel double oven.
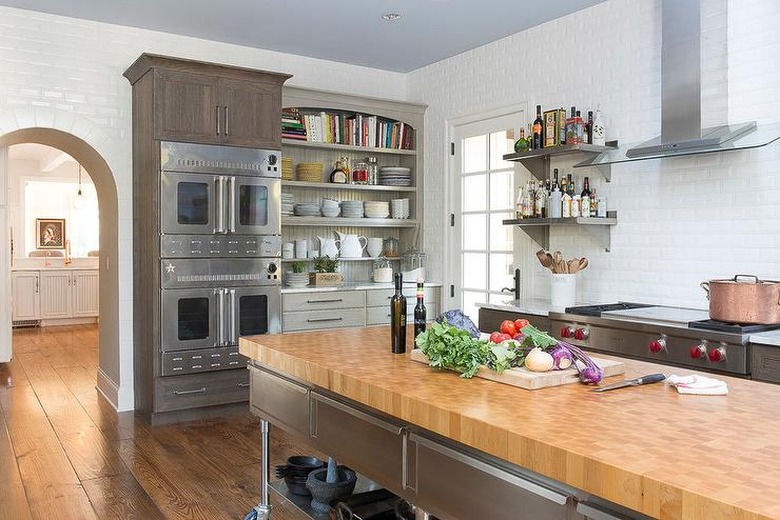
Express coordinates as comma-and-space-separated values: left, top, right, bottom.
159, 141, 282, 377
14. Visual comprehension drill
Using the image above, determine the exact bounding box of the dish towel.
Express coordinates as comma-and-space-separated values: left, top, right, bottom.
667, 374, 728, 395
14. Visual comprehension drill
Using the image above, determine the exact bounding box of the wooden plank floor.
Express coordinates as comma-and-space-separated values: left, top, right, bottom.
0, 325, 324, 520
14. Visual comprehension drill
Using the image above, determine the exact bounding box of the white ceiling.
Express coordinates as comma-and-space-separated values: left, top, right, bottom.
0, 0, 605, 72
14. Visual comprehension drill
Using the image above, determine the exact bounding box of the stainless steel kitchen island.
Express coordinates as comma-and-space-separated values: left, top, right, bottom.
240, 326, 780, 520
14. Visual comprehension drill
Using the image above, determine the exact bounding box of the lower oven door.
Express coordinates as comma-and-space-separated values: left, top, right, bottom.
161, 288, 219, 352
226, 285, 282, 341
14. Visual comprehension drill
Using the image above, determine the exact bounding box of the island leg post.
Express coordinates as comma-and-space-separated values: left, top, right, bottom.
245, 418, 273, 520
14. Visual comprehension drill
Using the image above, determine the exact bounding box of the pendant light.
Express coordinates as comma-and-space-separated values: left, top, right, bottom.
74, 163, 85, 210
77, 163, 83, 197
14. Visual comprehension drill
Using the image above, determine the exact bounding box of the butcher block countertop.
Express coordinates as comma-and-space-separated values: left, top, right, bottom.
239, 326, 780, 520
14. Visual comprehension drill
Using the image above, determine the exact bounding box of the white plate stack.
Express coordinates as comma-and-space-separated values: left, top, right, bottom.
364, 201, 390, 219
281, 193, 295, 217
340, 200, 364, 218
391, 198, 410, 219
293, 202, 321, 217
379, 166, 412, 186
285, 272, 309, 287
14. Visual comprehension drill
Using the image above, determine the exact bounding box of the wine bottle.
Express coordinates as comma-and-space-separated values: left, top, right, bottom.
575, 110, 584, 144
566, 106, 576, 145
586, 111, 594, 144
558, 107, 567, 145
514, 128, 529, 153
413, 280, 427, 339
532, 105, 544, 150
390, 273, 407, 354
581, 177, 592, 218
552, 168, 560, 191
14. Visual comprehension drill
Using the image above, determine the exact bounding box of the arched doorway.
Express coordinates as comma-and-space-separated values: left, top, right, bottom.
0, 128, 121, 408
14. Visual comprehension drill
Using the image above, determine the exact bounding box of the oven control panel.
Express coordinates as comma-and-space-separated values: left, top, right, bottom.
161, 234, 281, 258
160, 258, 281, 289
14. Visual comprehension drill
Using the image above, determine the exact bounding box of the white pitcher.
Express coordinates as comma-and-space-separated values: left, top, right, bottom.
317, 236, 340, 258
335, 231, 367, 258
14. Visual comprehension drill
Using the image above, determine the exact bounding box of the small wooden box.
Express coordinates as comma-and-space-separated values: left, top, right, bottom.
309, 272, 343, 286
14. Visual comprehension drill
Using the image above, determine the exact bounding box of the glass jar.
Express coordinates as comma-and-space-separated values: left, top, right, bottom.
331, 156, 350, 184
366, 156, 378, 185
352, 161, 368, 185
402, 247, 427, 282
383, 237, 400, 258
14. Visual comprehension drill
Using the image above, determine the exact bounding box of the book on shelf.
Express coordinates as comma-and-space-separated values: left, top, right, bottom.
283, 108, 415, 150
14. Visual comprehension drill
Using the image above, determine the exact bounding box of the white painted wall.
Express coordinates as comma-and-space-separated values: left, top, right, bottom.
408, 0, 780, 310
0, 6, 406, 410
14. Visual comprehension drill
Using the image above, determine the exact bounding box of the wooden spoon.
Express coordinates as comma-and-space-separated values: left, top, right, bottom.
536, 249, 553, 269
568, 258, 580, 274
579, 257, 589, 271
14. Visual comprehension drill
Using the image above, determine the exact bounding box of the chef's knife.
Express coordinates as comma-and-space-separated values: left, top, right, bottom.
592, 373, 666, 392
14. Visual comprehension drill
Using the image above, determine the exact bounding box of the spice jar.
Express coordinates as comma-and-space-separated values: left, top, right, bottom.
352, 161, 368, 185
366, 156, 378, 185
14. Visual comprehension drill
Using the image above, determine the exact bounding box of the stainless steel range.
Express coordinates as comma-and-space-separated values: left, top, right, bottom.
549, 303, 780, 377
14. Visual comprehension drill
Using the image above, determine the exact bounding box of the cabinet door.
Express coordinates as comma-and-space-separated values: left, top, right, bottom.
154, 69, 219, 144
219, 78, 280, 148
72, 270, 99, 317
39, 271, 72, 319
11, 272, 40, 321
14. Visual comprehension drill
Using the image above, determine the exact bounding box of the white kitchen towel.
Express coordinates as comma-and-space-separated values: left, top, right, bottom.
667, 374, 728, 395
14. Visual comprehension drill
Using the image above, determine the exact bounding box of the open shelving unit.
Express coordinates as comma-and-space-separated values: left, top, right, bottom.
502, 143, 617, 182
502, 212, 617, 252
268, 475, 384, 520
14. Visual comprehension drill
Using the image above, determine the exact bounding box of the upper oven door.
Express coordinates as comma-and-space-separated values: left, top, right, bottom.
161, 172, 280, 236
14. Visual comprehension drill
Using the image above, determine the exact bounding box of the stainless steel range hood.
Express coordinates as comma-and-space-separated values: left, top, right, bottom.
575, 0, 779, 168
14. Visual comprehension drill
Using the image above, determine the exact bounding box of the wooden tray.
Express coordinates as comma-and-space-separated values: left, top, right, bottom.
410, 349, 625, 390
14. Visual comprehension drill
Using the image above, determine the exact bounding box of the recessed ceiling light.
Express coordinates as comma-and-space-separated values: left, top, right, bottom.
382, 13, 402, 22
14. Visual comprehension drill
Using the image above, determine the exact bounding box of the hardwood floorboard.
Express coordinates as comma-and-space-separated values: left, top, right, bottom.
2, 324, 316, 520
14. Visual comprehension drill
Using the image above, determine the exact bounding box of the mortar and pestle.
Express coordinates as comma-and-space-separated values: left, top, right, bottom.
305, 457, 357, 514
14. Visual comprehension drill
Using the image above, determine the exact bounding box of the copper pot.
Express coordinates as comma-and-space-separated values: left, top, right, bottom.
701, 275, 780, 324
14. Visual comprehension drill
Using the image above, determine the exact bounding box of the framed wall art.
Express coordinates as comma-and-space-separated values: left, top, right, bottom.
36, 218, 66, 249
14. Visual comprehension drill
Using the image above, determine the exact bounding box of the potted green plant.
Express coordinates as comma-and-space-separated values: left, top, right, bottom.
310, 256, 343, 286
290, 260, 308, 274
285, 260, 310, 287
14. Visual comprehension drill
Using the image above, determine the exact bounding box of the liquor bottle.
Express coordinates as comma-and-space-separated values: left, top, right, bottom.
571, 194, 581, 218
522, 181, 534, 218
589, 188, 598, 217
566, 174, 574, 196
390, 273, 407, 354
552, 168, 560, 191
514, 128, 529, 153
586, 111, 594, 144
558, 108, 567, 145
515, 185, 524, 219
561, 190, 572, 218
566, 106, 577, 145
581, 177, 592, 218
592, 108, 606, 146
534, 183, 545, 218
549, 183, 562, 218
413, 280, 427, 339
575, 110, 584, 144
532, 105, 544, 150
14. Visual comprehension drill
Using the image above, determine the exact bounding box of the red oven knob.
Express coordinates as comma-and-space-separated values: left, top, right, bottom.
649, 338, 666, 353
574, 328, 589, 340
708, 347, 726, 363
689, 344, 706, 359
561, 326, 574, 339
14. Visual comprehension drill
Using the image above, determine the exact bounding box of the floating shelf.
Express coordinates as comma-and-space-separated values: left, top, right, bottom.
503, 212, 618, 252
283, 216, 419, 228
502, 143, 618, 182
282, 138, 417, 156
282, 180, 416, 192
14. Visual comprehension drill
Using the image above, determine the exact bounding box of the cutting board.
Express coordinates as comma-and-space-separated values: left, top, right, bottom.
409, 349, 625, 390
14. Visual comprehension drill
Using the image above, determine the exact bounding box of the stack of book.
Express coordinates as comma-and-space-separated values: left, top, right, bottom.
282, 109, 416, 150
281, 108, 307, 140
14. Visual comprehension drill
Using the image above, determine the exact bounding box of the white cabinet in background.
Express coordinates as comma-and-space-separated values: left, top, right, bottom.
40, 269, 99, 320
11, 271, 40, 321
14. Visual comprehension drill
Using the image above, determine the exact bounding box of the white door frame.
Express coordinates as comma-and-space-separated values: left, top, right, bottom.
443, 103, 527, 312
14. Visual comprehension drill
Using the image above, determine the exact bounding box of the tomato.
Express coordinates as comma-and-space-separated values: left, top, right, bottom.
514, 318, 530, 330
489, 332, 505, 344
500, 320, 517, 336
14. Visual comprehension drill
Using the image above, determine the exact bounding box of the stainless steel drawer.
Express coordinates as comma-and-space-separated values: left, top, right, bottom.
161, 345, 246, 376
407, 433, 574, 520
283, 291, 365, 312
366, 287, 439, 307
311, 392, 405, 492
283, 309, 365, 331
155, 369, 249, 413
249, 365, 310, 437
366, 303, 440, 326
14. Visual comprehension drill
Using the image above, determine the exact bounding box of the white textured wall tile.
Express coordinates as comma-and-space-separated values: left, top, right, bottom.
408, 0, 780, 310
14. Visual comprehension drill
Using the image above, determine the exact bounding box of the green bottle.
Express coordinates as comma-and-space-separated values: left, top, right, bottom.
514, 128, 529, 153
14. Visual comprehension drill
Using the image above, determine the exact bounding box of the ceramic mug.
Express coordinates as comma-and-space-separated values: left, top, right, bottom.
295, 239, 308, 260
282, 242, 294, 259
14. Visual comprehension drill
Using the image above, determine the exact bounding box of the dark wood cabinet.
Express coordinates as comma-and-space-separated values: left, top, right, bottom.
124, 54, 290, 424
126, 53, 290, 149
